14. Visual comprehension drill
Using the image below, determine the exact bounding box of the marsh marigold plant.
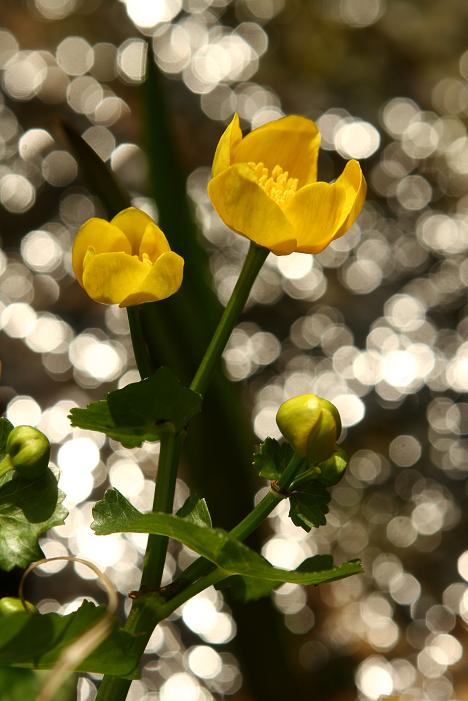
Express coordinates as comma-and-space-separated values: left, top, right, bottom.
72, 207, 184, 306
208, 113, 366, 255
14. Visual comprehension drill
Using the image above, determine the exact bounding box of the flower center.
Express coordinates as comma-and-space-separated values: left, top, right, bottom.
248, 162, 298, 205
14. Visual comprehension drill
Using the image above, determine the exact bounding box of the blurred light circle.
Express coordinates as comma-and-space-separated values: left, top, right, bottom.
335, 120, 380, 158
35, 0, 77, 19
0, 30, 19, 68
356, 657, 393, 699
340, 0, 385, 27
6, 396, 42, 426
3, 51, 47, 100
21, 230, 62, 272
332, 393, 365, 427
117, 39, 147, 83
0, 174, 35, 213
1, 302, 37, 338
160, 672, 203, 701
56, 37, 94, 76
42, 150, 77, 186
389, 435, 422, 466
187, 646, 222, 679
58, 437, 100, 473
18, 129, 54, 161
125, 0, 182, 27
26, 315, 70, 353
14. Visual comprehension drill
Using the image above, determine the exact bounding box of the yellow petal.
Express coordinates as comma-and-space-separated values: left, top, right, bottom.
212, 113, 243, 178
111, 207, 160, 254
120, 251, 184, 307
284, 182, 347, 254
139, 223, 171, 261
232, 115, 320, 187
208, 164, 297, 255
72, 218, 132, 286
333, 160, 367, 239
81, 251, 147, 305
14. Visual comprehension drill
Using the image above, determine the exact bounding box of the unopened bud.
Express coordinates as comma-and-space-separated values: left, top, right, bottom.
6, 426, 50, 480
276, 394, 341, 464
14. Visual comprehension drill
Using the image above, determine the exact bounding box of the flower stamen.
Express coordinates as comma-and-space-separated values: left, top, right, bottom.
248, 161, 298, 205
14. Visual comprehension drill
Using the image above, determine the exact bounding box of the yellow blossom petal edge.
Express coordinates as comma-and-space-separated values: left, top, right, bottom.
208, 113, 366, 256
72, 208, 184, 306
208, 163, 297, 255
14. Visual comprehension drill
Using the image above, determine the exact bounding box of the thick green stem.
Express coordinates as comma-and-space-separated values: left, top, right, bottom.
127, 306, 154, 379
96, 244, 269, 701
190, 243, 268, 395
140, 429, 184, 590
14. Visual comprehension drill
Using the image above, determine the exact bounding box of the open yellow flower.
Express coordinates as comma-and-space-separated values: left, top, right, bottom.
208, 113, 366, 255
72, 207, 184, 307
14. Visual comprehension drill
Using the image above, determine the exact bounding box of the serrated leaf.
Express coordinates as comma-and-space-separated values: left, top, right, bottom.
0, 601, 141, 678
216, 575, 280, 602
0, 468, 67, 571
69, 400, 163, 448
93, 489, 361, 586
70, 368, 202, 448
252, 438, 294, 481
108, 367, 201, 430
0, 418, 13, 459
289, 483, 331, 532
218, 555, 340, 603
176, 495, 212, 528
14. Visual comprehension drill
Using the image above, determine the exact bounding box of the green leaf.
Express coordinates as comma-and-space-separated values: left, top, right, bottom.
60, 120, 130, 218
93, 489, 361, 586
0, 418, 13, 459
315, 448, 349, 486
69, 400, 163, 448
216, 575, 280, 602
0, 468, 67, 571
0, 601, 141, 678
289, 482, 331, 532
176, 495, 212, 528
108, 366, 201, 431
219, 555, 339, 602
252, 438, 294, 481
0, 668, 38, 701
70, 368, 202, 448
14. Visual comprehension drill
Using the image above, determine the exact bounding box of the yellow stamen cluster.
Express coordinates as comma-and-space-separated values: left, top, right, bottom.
248, 162, 298, 205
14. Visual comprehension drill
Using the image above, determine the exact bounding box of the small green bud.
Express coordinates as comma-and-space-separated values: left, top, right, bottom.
0, 597, 36, 615
276, 394, 341, 464
6, 426, 50, 481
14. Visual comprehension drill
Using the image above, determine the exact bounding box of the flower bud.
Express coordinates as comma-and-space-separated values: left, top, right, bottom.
276, 394, 341, 464
0, 597, 36, 615
6, 426, 50, 481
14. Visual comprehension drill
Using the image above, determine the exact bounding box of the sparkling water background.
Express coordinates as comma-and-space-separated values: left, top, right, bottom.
0, 1, 467, 699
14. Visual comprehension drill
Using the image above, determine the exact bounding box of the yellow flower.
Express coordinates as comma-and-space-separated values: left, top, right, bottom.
208, 113, 366, 255
72, 207, 184, 307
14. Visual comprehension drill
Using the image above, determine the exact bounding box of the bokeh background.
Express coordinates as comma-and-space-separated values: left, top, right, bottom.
0, 1, 467, 700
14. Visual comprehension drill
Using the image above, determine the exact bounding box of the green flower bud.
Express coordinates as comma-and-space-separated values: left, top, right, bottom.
6, 426, 50, 481
276, 394, 341, 464
0, 597, 36, 615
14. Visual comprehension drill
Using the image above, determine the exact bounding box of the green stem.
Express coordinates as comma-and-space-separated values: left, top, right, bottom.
168, 453, 304, 594
127, 306, 154, 379
190, 242, 269, 395
140, 428, 184, 590
97, 244, 268, 701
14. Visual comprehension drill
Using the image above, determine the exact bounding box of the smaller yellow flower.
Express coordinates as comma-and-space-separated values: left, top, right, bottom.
208, 113, 366, 255
72, 207, 184, 307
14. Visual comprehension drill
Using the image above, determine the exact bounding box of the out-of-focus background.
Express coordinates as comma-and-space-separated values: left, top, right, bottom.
0, 1, 467, 700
